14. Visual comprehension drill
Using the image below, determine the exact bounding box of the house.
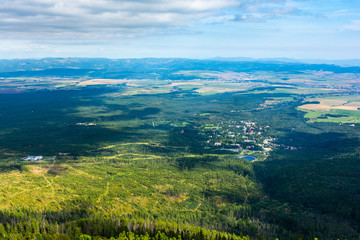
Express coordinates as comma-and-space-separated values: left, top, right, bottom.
22, 156, 43, 161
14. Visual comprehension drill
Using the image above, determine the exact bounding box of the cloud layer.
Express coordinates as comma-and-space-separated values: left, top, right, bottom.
345, 20, 360, 31
0, 0, 304, 40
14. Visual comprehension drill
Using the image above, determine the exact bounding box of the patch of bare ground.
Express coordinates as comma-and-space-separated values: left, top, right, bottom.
287, 79, 315, 83
170, 82, 203, 86
335, 102, 360, 110
195, 87, 245, 93
299, 98, 360, 111
46, 165, 68, 176
78, 79, 128, 86
28, 165, 48, 175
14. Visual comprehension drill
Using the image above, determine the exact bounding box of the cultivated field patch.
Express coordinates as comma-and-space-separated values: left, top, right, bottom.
298, 95, 360, 122
78, 79, 128, 86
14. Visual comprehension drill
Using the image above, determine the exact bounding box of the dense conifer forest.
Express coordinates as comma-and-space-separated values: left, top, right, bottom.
0, 59, 359, 239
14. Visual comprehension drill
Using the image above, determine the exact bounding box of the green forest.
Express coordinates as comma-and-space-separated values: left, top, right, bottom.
0, 59, 359, 239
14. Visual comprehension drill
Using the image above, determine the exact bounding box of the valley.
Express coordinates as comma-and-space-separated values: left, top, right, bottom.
0, 59, 359, 239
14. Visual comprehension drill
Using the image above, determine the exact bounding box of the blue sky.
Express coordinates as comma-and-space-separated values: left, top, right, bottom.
0, 0, 359, 59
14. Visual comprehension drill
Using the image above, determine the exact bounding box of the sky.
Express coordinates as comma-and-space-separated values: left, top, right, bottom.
0, 0, 359, 59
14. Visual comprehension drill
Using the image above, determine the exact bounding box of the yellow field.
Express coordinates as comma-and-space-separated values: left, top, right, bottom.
77, 79, 129, 86
299, 96, 360, 111
169, 81, 203, 86
195, 87, 245, 94
287, 79, 316, 83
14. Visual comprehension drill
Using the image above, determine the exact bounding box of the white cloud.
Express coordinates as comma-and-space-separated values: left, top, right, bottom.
0, 0, 309, 41
344, 20, 360, 31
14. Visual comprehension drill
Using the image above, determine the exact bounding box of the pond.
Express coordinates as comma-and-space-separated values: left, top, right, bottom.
238, 155, 258, 162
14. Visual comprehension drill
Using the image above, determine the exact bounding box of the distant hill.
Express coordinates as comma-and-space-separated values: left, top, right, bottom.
0, 58, 360, 79
212, 57, 360, 67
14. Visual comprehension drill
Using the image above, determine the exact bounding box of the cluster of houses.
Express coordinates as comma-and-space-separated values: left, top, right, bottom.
76, 122, 97, 126
20, 156, 54, 162
199, 120, 272, 151
21, 156, 43, 161
199, 120, 299, 153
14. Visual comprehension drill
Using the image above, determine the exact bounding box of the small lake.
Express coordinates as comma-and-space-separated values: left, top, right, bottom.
239, 155, 258, 162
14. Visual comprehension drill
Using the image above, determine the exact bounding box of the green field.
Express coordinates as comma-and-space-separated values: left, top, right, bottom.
298, 95, 360, 123
300, 108, 360, 123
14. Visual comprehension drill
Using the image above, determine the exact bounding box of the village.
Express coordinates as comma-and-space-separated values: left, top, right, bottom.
20, 156, 55, 162
76, 122, 97, 126
198, 120, 299, 154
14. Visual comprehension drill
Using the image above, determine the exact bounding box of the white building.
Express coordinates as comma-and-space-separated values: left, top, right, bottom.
22, 156, 43, 161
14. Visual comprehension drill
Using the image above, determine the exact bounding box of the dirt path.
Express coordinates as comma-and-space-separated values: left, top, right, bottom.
42, 174, 61, 209
97, 176, 114, 204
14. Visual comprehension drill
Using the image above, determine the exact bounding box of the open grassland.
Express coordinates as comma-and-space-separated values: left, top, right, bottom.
0, 155, 256, 215
169, 81, 203, 87
1, 69, 357, 98
298, 95, 360, 123
77, 79, 129, 86
300, 109, 360, 123
0, 154, 268, 239
299, 95, 360, 111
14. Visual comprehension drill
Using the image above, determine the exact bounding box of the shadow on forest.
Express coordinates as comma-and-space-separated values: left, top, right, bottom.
203, 188, 246, 204
45, 198, 94, 224
175, 155, 220, 170
0, 88, 163, 163
254, 130, 360, 226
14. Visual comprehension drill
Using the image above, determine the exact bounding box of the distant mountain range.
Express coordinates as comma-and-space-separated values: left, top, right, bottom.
0, 58, 359, 78
210, 57, 360, 67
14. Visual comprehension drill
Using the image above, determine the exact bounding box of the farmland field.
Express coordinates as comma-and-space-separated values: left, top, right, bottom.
299, 95, 360, 122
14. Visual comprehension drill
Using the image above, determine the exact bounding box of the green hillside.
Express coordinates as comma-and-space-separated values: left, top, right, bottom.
0, 59, 359, 239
